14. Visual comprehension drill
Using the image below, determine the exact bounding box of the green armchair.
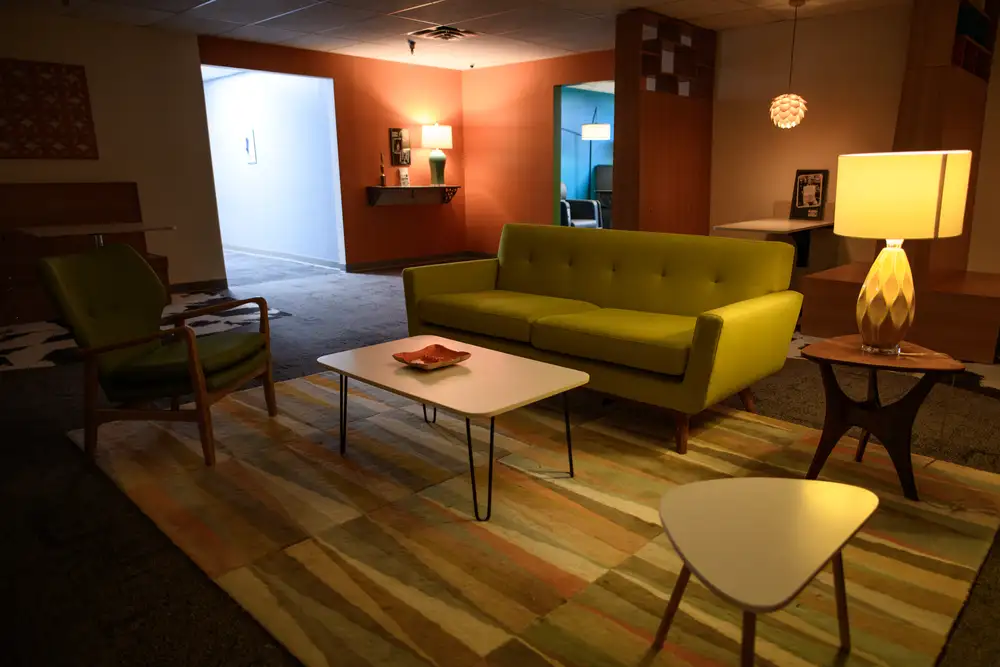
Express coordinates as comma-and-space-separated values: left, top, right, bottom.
39, 244, 277, 466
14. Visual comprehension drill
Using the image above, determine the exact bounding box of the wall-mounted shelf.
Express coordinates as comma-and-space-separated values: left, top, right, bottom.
366, 185, 460, 206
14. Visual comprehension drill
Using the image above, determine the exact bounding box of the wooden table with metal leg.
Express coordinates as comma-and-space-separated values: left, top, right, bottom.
651, 478, 879, 666
318, 335, 589, 521
801, 334, 964, 500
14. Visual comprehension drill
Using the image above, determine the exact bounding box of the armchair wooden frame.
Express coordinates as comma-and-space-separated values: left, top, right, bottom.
82, 297, 277, 466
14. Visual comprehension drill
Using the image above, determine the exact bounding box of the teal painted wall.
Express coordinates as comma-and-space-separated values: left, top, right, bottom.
559, 87, 614, 200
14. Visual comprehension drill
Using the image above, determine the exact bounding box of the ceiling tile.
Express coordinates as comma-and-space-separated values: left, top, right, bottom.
257, 2, 377, 33
541, 0, 641, 18
284, 30, 361, 50
67, 1, 171, 25
506, 15, 615, 52
186, 0, 322, 24
329, 13, 430, 41
394, 0, 507, 25
327, 0, 437, 12
226, 23, 308, 43
694, 7, 781, 28
650, 0, 747, 19
89, 0, 206, 12
456, 6, 590, 35
153, 13, 242, 34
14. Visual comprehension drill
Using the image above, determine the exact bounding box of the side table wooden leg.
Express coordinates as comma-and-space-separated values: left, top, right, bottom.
741, 611, 756, 667
652, 565, 691, 649
855, 369, 880, 462
806, 362, 851, 480
832, 551, 851, 652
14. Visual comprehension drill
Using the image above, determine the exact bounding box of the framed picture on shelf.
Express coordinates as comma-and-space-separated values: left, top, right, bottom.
789, 169, 829, 220
389, 128, 411, 166
397, 167, 409, 186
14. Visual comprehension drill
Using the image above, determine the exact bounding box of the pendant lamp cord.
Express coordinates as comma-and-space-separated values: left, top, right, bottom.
788, 6, 798, 89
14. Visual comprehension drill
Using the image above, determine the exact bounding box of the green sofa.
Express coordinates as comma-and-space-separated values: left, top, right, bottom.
403, 224, 802, 452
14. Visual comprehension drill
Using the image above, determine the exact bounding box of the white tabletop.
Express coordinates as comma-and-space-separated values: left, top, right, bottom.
317, 335, 589, 417
659, 478, 878, 612
19, 223, 177, 237
713, 218, 833, 233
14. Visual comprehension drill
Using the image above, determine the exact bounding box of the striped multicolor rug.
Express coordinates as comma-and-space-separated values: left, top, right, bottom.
70, 372, 1000, 666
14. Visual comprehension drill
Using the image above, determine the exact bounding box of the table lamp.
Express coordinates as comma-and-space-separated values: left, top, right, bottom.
421, 123, 452, 185
834, 150, 971, 354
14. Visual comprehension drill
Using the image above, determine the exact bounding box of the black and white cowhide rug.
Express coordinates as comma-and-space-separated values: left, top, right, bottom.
0, 292, 290, 372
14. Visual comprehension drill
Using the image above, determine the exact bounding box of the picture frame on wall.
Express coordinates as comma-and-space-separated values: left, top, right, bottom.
789, 169, 829, 220
389, 128, 411, 166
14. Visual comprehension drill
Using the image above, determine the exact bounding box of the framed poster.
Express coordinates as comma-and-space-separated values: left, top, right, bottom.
389, 128, 411, 166
0, 57, 98, 159
789, 169, 829, 220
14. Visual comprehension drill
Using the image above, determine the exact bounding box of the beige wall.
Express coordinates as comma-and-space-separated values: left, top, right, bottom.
969, 52, 1000, 273
711, 5, 911, 263
0, 11, 224, 284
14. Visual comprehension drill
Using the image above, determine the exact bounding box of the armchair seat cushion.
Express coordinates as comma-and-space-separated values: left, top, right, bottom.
419, 290, 598, 342
532, 309, 697, 376
110, 331, 266, 384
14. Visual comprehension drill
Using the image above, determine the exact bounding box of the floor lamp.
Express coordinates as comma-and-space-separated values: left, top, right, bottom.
581, 107, 611, 199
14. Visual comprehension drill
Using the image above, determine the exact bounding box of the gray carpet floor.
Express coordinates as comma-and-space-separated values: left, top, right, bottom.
2, 253, 998, 666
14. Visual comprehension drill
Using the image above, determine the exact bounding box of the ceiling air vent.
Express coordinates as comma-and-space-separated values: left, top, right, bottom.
409, 25, 478, 41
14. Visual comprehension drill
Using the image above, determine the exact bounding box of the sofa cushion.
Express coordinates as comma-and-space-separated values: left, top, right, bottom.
532, 309, 697, 376
419, 290, 598, 343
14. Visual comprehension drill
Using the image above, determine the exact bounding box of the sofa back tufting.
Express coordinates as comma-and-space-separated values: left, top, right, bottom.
496, 224, 794, 316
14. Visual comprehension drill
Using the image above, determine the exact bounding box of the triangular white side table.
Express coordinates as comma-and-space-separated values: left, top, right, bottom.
652, 478, 879, 666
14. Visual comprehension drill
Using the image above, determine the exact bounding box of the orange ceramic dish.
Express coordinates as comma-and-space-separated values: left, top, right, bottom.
392, 344, 471, 370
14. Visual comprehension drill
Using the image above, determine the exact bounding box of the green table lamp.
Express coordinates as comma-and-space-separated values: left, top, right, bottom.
421, 123, 453, 185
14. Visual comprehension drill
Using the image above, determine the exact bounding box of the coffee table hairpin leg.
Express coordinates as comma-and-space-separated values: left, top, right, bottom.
422, 404, 437, 423
464, 391, 576, 522
339, 374, 348, 455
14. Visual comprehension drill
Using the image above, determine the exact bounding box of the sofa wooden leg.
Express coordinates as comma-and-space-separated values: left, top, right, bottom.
673, 413, 689, 454
738, 388, 757, 414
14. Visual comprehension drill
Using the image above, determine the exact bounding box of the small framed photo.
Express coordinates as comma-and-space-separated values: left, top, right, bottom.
397, 167, 410, 186
789, 169, 828, 220
389, 128, 411, 166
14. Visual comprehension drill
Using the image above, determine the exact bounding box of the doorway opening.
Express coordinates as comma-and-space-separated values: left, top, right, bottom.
201, 65, 346, 287
555, 81, 615, 229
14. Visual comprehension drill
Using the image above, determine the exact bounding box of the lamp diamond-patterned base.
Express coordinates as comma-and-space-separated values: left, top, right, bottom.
856, 243, 914, 354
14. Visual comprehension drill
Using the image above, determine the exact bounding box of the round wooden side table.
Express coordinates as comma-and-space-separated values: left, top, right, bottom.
800, 334, 964, 501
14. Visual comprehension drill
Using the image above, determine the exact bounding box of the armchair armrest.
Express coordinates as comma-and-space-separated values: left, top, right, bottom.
567, 199, 600, 223
682, 290, 803, 412
163, 297, 270, 335
82, 326, 195, 357
402, 259, 499, 335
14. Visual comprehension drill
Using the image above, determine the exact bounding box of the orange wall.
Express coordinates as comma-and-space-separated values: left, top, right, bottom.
199, 37, 465, 268
461, 51, 615, 254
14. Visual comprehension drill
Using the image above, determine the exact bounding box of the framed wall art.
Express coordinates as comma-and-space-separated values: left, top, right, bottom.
789, 169, 829, 220
0, 57, 98, 159
389, 127, 411, 166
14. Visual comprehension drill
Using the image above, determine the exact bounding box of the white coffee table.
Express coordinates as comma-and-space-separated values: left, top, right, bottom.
652, 478, 879, 666
317, 335, 590, 521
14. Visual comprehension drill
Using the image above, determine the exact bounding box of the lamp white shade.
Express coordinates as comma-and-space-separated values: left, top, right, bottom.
421, 123, 453, 150
834, 150, 972, 240
581, 123, 611, 141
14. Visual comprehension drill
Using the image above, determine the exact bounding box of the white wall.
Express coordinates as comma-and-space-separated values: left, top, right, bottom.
204, 70, 345, 265
711, 5, 911, 262
0, 10, 224, 284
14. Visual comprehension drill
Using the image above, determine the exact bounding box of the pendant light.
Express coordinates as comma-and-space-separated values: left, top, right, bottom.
770, 0, 807, 129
